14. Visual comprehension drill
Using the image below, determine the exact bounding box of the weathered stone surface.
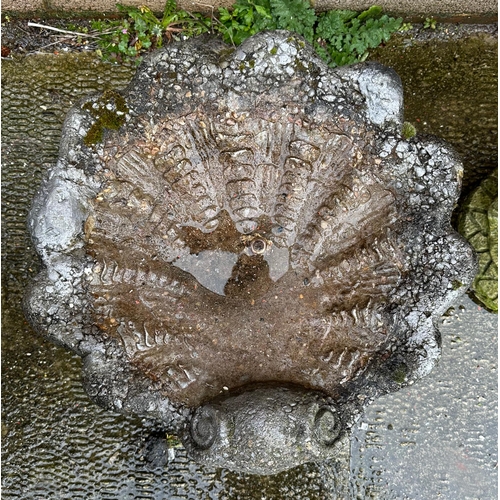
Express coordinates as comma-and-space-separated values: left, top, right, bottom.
24, 31, 476, 474
459, 169, 498, 311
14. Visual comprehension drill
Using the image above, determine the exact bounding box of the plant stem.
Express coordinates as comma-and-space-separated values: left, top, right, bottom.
27, 22, 103, 38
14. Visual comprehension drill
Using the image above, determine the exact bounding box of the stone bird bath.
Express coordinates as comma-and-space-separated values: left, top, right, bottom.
24, 31, 476, 475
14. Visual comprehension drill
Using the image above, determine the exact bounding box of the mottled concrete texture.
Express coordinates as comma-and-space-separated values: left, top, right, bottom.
1, 0, 498, 16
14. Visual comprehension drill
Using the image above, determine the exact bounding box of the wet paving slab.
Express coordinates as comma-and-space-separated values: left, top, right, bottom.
370, 27, 498, 197
1, 28, 497, 498
350, 298, 497, 499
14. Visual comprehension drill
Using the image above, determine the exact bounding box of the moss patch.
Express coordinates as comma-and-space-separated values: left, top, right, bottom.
391, 363, 408, 384
401, 121, 417, 139
83, 90, 128, 146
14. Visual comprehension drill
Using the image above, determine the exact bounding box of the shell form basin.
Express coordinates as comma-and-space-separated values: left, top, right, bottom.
24, 31, 477, 474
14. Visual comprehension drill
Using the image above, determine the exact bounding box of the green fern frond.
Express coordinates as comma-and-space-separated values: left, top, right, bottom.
269, 0, 316, 42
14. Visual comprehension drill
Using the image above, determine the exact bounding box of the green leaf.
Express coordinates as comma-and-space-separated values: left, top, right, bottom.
216, 0, 274, 45
270, 0, 316, 42
357, 5, 382, 21
93, 1, 401, 69
163, 0, 178, 19
219, 8, 232, 21
314, 6, 402, 67
255, 5, 271, 17
117, 39, 128, 52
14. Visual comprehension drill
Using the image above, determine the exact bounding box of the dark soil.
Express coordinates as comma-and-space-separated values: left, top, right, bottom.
1, 18, 101, 56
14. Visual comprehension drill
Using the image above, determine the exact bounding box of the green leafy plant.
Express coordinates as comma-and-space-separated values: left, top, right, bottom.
423, 17, 437, 29
314, 6, 402, 67
399, 22, 413, 32
269, 0, 317, 42
217, 0, 274, 45
59, 0, 402, 68
91, 1, 210, 64
216, 1, 402, 67
216, 0, 317, 45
